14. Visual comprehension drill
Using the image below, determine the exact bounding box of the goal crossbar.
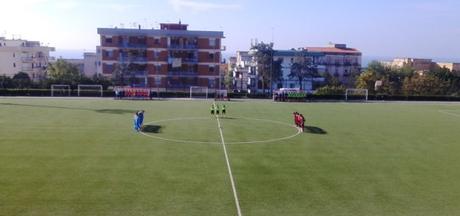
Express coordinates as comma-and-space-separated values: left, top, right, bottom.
77, 84, 103, 97
51, 85, 71, 97
345, 88, 368, 101
190, 86, 209, 99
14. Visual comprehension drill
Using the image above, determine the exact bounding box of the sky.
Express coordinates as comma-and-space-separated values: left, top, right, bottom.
1, 0, 459, 61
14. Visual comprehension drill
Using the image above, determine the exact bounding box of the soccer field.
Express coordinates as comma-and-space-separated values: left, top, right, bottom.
1, 98, 460, 216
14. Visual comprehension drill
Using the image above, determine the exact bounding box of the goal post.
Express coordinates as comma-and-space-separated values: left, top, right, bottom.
345, 88, 368, 102
51, 85, 71, 97
77, 85, 103, 97
190, 86, 209, 99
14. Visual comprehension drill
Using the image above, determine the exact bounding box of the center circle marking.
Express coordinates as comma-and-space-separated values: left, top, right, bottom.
140, 116, 302, 145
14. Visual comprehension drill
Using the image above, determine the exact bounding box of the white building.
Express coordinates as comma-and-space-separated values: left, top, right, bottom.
0, 37, 55, 81
63, 51, 101, 78
232, 51, 252, 92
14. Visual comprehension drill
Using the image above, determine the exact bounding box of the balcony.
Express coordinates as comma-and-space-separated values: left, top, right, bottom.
128, 70, 148, 78
119, 42, 148, 48
168, 57, 198, 64
119, 56, 148, 63
168, 44, 198, 50
167, 71, 198, 76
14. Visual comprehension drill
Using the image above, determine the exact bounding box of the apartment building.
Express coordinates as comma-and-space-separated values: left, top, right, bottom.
306, 43, 362, 86
235, 43, 362, 93
0, 37, 55, 81
97, 22, 224, 92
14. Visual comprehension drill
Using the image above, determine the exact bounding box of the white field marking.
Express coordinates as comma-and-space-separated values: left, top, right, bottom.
139, 117, 301, 145
215, 104, 243, 216
438, 110, 460, 118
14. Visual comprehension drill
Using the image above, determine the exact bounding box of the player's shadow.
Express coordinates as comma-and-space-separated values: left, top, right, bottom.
304, 126, 327, 135
1, 102, 136, 115
142, 125, 162, 133
95, 109, 137, 114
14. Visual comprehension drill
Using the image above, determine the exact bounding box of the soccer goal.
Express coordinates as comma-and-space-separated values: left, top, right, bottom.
190, 86, 208, 99
77, 85, 103, 97
345, 88, 368, 102
51, 85, 71, 97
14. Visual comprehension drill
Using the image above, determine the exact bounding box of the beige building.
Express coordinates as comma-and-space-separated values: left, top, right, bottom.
382, 58, 460, 75
0, 37, 55, 81
62, 51, 101, 78
436, 62, 460, 75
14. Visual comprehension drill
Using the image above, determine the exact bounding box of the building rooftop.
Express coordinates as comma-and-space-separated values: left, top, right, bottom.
305, 47, 361, 55
98, 28, 224, 38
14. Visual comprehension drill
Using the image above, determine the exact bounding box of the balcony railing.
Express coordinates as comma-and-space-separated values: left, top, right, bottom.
119, 42, 148, 48
168, 57, 198, 64
167, 71, 198, 76
119, 56, 148, 62
168, 44, 198, 49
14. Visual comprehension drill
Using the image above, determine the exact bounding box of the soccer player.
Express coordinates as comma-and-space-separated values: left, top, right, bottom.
210, 104, 215, 115
215, 104, 220, 115
133, 112, 139, 132
293, 112, 299, 127
222, 104, 226, 116
137, 110, 145, 131
299, 114, 305, 132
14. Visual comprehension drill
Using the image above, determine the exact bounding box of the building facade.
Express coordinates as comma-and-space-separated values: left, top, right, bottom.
97, 23, 224, 92
232, 43, 362, 93
306, 43, 362, 87
0, 37, 55, 81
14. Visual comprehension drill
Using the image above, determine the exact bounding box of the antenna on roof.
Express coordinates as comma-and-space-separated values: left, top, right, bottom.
179, 19, 181, 24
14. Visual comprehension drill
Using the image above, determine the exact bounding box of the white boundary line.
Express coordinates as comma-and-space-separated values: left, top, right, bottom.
140, 117, 301, 145
216, 113, 243, 216
438, 110, 460, 118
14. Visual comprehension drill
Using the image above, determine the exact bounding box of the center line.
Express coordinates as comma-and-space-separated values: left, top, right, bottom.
215, 105, 243, 216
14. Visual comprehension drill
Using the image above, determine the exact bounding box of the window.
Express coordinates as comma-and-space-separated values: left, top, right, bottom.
13, 53, 15, 58
13, 63, 16, 67
156, 65, 162, 73
105, 50, 113, 58
208, 78, 215, 88
153, 51, 159, 59
209, 66, 215, 73
154, 38, 160, 45
208, 53, 215, 60
155, 77, 161, 86
209, 38, 216, 47
105, 37, 113, 44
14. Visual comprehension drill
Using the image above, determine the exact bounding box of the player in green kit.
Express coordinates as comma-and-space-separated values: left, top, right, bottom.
222, 104, 226, 117
215, 104, 220, 115
210, 104, 215, 115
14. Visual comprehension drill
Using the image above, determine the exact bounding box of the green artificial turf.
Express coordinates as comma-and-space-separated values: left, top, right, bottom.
1, 98, 460, 215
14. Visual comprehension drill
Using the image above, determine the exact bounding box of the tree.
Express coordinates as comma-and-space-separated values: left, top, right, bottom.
288, 49, 318, 90
0, 75, 14, 89
250, 42, 281, 94
12, 72, 32, 89
403, 74, 449, 96
112, 63, 129, 86
47, 59, 82, 86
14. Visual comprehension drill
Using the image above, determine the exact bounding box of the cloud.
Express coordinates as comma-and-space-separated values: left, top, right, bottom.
169, 0, 240, 12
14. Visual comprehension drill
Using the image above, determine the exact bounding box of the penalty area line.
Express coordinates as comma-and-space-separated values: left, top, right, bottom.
215, 104, 243, 216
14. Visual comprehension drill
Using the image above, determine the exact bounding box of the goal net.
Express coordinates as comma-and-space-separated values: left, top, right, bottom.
215, 89, 228, 101
345, 88, 368, 102
78, 85, 103, 97
190, 86, 208, 99
51, 85, 71, 97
